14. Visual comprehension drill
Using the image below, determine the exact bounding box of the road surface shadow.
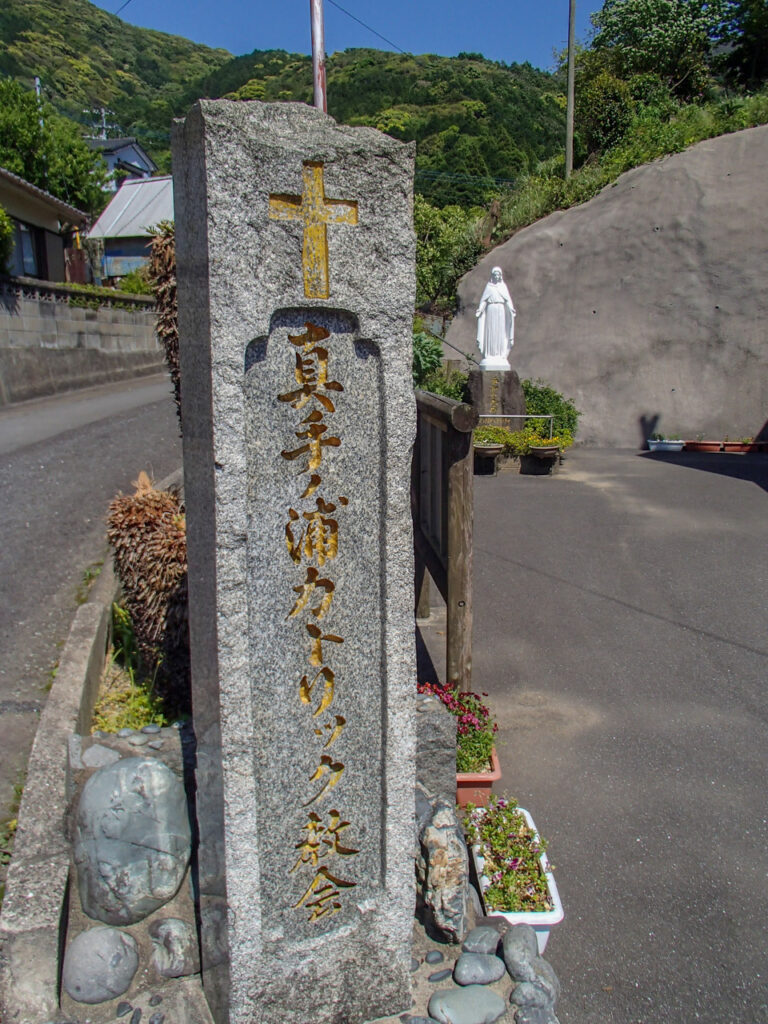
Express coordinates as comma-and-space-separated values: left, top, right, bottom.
640, 451, 768, 493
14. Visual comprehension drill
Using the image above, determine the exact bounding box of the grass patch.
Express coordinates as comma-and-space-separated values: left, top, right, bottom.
0, 774, 26, 910
75, 560, 103, 606
92, 603, 168, 733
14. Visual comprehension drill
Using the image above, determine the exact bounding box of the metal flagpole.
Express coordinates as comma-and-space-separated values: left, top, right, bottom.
565, 0, 576, 179
310, 0, 328, 113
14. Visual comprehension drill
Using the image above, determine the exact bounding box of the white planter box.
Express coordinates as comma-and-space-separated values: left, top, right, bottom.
647, 439, 684, 452
472, 806, 564, 954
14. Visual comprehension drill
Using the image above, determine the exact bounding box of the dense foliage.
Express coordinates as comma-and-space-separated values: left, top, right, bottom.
417, 681, 497, 773
414, 195, 482, 305
0, 77, 108, 211
465, 795, 554, 913
521, 378, 581, 435
590, 0, 728, 99
0, 0, 229, 170
0, 2, 568, 205
216, 49, 566, 207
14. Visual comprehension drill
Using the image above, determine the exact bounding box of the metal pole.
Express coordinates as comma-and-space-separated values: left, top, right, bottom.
565, 0, 576, 179
310, 0, 327, 113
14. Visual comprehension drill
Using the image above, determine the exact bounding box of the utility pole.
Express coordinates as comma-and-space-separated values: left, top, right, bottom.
565, 0, 576, 179
34, 76, 47, 186
310, 0, 327, 113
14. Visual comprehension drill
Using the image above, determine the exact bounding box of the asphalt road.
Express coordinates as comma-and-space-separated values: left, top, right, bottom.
0, 375, 182, 820
469, 448, 768, 1024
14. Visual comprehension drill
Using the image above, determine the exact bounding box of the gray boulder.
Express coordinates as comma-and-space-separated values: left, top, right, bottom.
73, 757, 191, 925
453, 952, 506, 986
62, 926, 138, 1004
417, 798, 471, 943
428, 985, 507, 1024
149, 917, 200, 978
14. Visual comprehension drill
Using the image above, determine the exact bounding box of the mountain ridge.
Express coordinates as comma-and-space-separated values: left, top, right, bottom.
0, 0, 565, 201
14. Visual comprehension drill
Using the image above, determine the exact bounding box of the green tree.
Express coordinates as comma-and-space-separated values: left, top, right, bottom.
576, 69, 636, 151
590, 0, 727, 97
414, 194, 482, 307
722, 0, 768, 88
0, 77, 107, 212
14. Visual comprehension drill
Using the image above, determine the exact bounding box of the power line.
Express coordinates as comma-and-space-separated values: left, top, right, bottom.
114, 0, 137, 17
325, 0, 406, 54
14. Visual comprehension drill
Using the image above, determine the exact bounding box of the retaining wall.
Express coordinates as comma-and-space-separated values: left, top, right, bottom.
0, 276, 165, 406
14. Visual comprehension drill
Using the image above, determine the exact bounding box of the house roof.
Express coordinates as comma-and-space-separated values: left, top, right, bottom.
0, 165, 88, 225
88, 175, 174, 239
86, 136, 139, 153
86, 137, 158, 171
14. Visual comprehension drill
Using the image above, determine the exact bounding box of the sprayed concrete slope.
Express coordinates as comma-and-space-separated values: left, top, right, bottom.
446, 125, 768, 446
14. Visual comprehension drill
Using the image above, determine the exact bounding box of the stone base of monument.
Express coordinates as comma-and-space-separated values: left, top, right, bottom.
58, 726, 211, 1024
467, 367, 525, 420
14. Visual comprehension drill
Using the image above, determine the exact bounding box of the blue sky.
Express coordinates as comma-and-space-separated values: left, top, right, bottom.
91, 0, 602, 72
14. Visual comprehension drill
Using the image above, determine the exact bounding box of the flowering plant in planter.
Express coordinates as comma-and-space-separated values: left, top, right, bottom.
417, 681, 497, 773
464, 795, 553, 913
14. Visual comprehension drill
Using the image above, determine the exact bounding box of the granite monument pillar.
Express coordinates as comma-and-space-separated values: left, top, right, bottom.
172, 100, 417, 1024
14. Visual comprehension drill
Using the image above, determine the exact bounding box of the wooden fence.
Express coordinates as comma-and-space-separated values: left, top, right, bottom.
412, 390, 478, 690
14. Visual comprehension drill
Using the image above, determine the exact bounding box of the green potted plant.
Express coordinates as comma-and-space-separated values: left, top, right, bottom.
510, 425, 574, 474
473, 424, 514, 459
465, 794, 564, 953
417, 681, 500, 806
646, 433, 684, 452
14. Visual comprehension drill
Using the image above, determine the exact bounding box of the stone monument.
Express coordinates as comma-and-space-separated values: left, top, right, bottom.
172, 101, 417, 1024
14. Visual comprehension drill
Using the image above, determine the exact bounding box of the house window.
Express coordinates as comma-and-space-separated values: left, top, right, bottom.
10, 220, 41, 277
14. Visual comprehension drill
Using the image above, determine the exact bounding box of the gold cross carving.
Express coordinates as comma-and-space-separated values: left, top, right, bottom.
269, 162, 358, 299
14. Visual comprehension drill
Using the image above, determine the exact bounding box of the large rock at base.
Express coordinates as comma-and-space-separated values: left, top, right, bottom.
73, 757, 191, 925
62, 926, 138, 1004
417, 798, 471, 943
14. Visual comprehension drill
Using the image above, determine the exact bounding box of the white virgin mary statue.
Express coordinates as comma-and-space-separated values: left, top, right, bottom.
475, 266, 516, 370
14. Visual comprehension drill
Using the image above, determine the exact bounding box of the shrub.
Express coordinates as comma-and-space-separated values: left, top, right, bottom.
117, 267, 153, 295
417, 681, 497, 773
420, 368, 469, 401
106, 471, 189, 714
521, 379, 581, 436
414, 194, 482, 307
412, 329, 444, 387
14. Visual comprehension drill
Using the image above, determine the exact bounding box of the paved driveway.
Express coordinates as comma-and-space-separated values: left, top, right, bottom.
468, 449, 767, 1023
0, 375, 181, 822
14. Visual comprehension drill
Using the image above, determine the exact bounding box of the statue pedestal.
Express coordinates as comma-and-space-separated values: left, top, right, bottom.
479, 354, 513, 371
468, 367, 525, 420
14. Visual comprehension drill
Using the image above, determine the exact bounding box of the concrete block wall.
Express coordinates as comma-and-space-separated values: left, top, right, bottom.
0, 276, 165, 405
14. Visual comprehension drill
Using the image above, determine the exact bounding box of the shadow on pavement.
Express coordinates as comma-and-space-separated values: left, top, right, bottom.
639, 451, 768, 493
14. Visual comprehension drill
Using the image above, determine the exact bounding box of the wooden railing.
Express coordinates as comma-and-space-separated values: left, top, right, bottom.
412, 390, 478, 690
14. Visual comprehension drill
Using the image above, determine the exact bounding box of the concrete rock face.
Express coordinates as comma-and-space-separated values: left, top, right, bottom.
73, 757, 191, 925
447, 126, 768, 446
173, 100, 417, 1024
62, 926, 139, 1004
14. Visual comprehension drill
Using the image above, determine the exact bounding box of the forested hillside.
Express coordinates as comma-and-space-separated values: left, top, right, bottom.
204, 49, 565, 205
0, 0, 230, 160
0, 0, 566, 201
